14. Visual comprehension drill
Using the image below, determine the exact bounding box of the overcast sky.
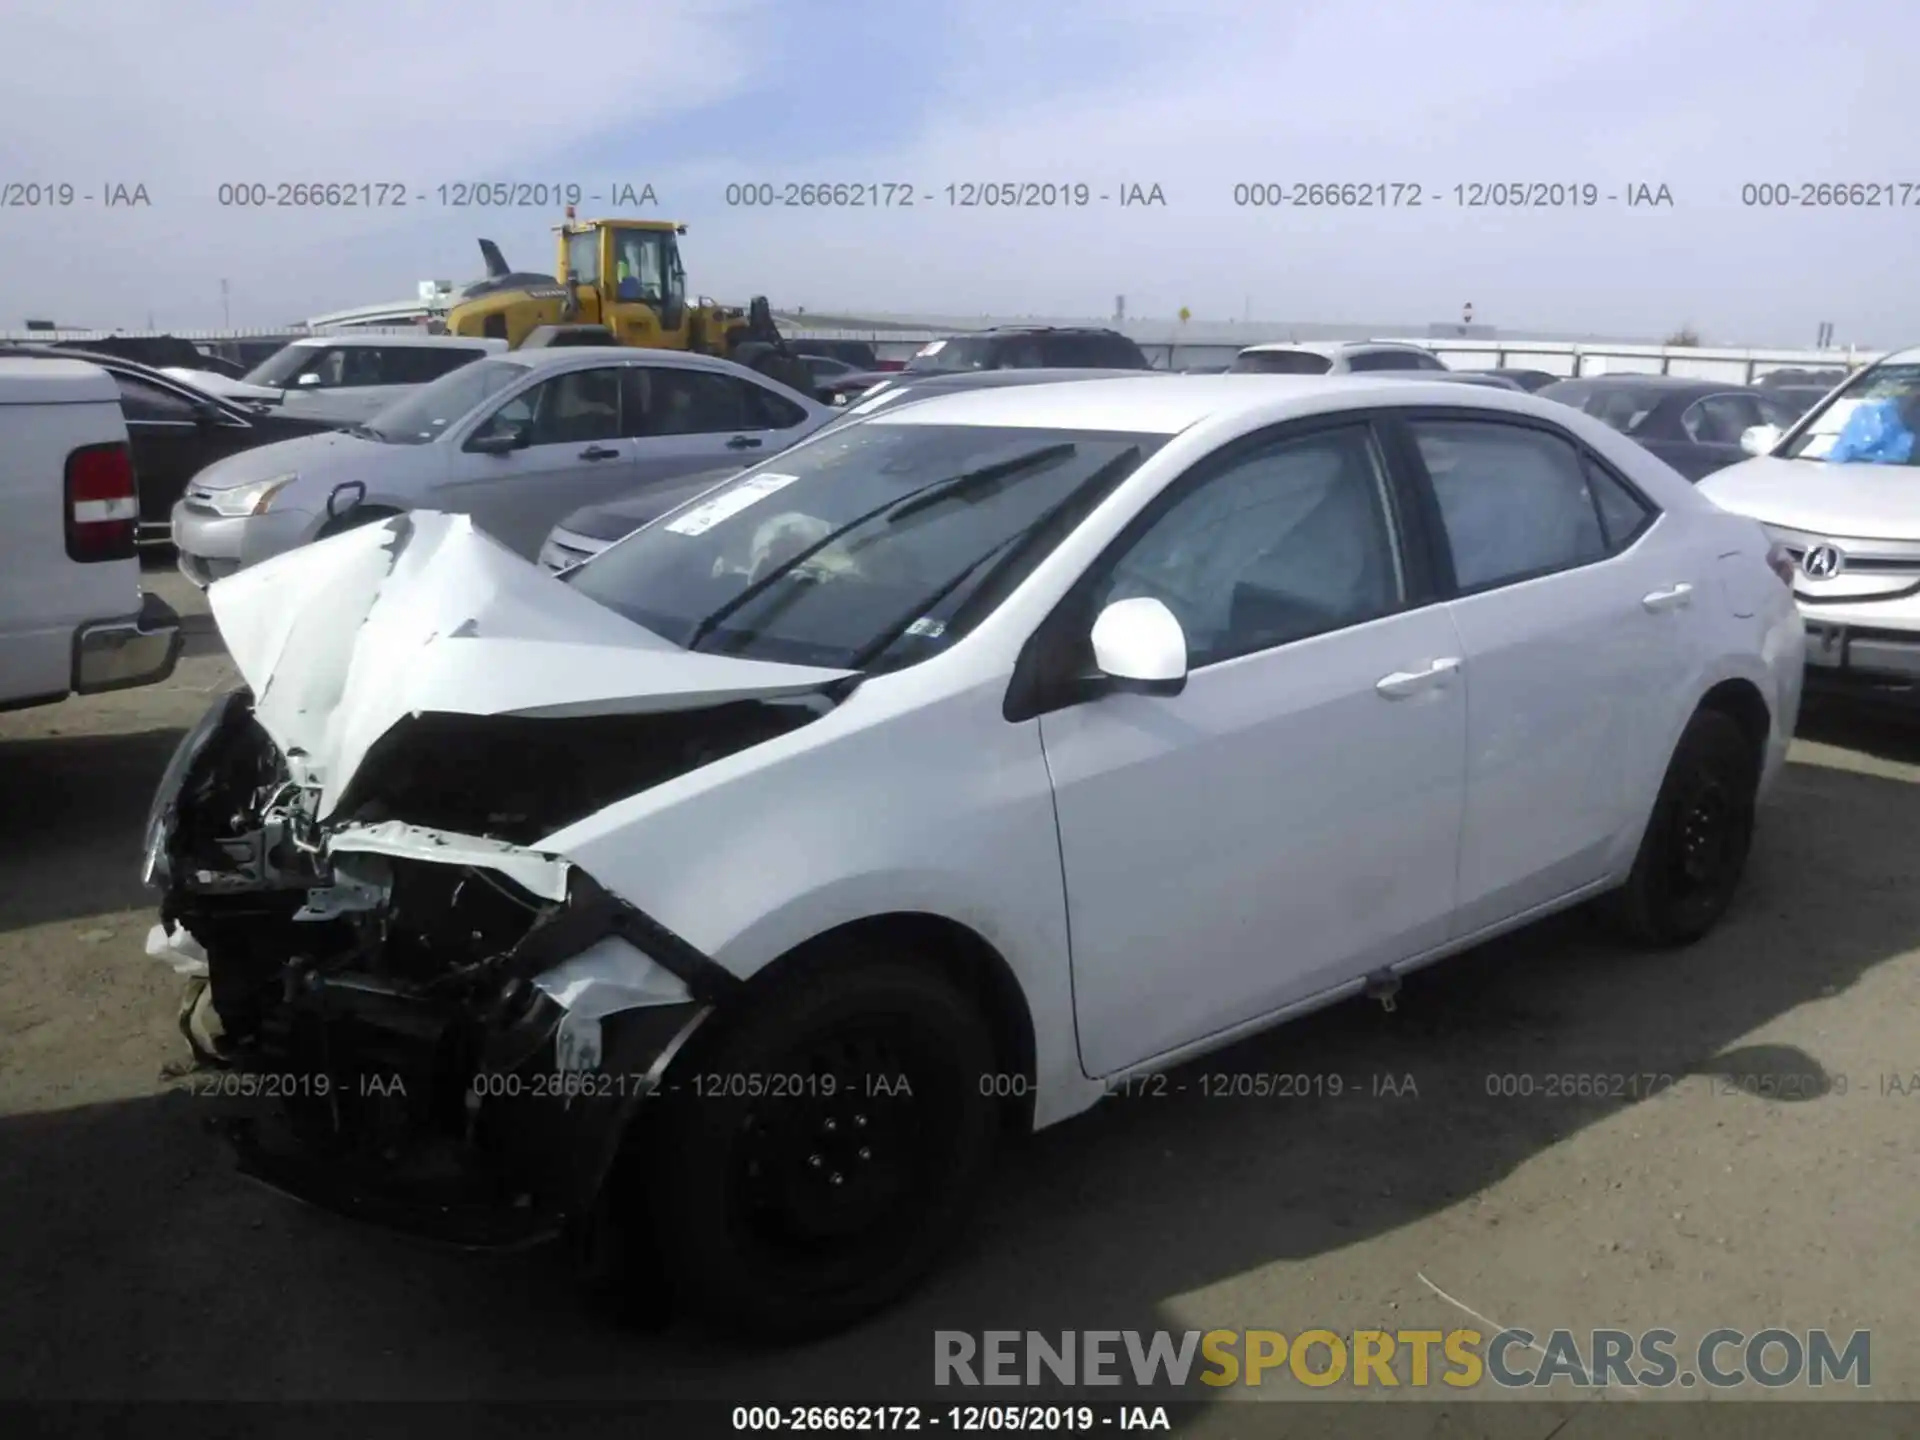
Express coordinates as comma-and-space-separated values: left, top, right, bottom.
1, 0, 1911, 346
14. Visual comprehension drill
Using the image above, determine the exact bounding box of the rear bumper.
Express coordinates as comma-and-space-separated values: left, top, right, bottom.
72, 591, 183, 695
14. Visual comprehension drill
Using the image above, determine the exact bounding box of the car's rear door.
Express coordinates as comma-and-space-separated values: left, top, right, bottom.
1035, 416, 1470, 1077
1386, 409, 1692, 937
624, 366, 819, 483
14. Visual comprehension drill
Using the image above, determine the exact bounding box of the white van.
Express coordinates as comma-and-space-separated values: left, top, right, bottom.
162, 333, 508, 422
0, 358, 182, 710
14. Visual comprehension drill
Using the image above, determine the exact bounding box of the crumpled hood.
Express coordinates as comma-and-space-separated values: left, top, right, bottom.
207, 511, 855, 819
1699, 454, 1920, 540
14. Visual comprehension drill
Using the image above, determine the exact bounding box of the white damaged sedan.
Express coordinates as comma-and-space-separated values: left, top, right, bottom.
142, 376, 1803, 1337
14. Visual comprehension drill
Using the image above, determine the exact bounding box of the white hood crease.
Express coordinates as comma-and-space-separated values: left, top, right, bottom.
207, 511, 855, 821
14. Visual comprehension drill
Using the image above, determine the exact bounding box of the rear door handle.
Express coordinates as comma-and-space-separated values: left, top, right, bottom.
726, 434, 763, 450
578, 445, 621, 461
1375, 657, 1461, 699
1642, 583, 1694, 612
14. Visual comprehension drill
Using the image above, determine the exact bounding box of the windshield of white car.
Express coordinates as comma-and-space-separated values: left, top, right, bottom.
1783, 362, 1920, 463
564, 423, 1163, 671
355, 358, 530, 444
1229, 350, 1334, 375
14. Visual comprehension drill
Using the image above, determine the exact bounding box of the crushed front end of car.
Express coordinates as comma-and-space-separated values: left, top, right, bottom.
140, 511, 851, 1246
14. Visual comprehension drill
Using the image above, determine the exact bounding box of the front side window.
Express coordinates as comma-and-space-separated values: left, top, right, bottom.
362, 358, 530, 444
566, 422, 1163, 670
1089, 425, 1403, 668
1408, 419, 1610, 591
1229, 349, 1333, 375
474, 367, 622, 447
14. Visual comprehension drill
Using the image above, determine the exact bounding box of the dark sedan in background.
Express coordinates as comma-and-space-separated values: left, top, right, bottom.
0, 345, 345, 547
1477, 367, 1561, 392
536, 366, 1153, 570
1536, 374, 1805, 481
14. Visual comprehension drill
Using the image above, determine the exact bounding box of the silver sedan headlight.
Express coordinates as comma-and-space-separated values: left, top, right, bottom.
206, 473, 298, 518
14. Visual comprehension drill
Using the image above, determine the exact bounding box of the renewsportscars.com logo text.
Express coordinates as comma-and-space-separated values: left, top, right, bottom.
934, 1328, 1871, 1391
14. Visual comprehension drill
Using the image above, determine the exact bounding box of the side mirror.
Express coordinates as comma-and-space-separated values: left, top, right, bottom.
469, 425, 529, 455
1090, 597, 1188, 695
295, 373, 322, 387
1740, 424, 1782, 456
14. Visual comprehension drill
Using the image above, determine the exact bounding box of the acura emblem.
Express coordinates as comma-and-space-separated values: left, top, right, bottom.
1802, 544, 1845, 579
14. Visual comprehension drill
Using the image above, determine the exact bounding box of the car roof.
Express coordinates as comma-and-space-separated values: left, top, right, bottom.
1235, 340, 1435, 358
866, 373, 1553, 435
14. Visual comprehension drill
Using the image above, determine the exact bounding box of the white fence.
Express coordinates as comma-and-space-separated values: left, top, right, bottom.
1, 321, 1882, 386
790, 329, 1881, 383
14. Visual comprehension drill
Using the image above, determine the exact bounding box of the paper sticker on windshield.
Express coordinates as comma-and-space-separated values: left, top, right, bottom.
664, 473, 802, 536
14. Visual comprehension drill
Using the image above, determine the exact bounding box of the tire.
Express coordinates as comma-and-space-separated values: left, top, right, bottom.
633, 948, 999, 1340
314, 505, 399, 541
1601, 709, 1759, 947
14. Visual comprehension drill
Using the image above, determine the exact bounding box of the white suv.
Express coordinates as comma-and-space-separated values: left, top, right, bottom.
1699, 345, 1920, 693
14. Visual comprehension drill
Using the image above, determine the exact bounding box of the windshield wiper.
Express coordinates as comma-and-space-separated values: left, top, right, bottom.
846, 444, 1144, 671
343, 422, 384, 440
683, 443, 1078, 654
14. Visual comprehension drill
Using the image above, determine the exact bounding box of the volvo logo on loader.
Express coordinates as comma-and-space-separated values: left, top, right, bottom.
1802, 545, 1845, 579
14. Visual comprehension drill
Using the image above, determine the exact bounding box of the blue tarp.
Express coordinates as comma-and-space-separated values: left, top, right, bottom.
1828, 397, 1915, 464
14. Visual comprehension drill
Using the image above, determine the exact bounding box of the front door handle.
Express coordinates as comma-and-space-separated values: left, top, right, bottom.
1642, 583, 1694, 612
726, 434, 763, 450
1375, 656, 1461, 699
578, 445, 621, 461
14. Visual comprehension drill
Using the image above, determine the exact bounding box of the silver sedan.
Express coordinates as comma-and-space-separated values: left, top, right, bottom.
170, 347, 834, 586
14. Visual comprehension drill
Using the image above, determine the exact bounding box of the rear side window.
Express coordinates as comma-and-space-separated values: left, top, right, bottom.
1584, 455, 1656, 550
1347, 350, 1436, 372
1230, 350, 1333, 375
1407, 419, 1609, 592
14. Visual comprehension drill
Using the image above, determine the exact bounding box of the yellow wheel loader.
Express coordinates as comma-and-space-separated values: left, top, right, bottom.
443, 211, 812, 393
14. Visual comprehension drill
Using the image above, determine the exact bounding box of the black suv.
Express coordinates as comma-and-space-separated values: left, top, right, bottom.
902, 325, 1150, 373
815, 326, 1153, 403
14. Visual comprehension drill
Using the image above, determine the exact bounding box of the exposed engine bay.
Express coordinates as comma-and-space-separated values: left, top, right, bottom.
141, 685, 817, 1244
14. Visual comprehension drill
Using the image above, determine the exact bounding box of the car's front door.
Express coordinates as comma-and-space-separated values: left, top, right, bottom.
442, 364, 635, 557
1391, 412, 1689, 937
109, 373, 220, 539
1035, 419, 1470, 1077
625, 366, 818, 484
